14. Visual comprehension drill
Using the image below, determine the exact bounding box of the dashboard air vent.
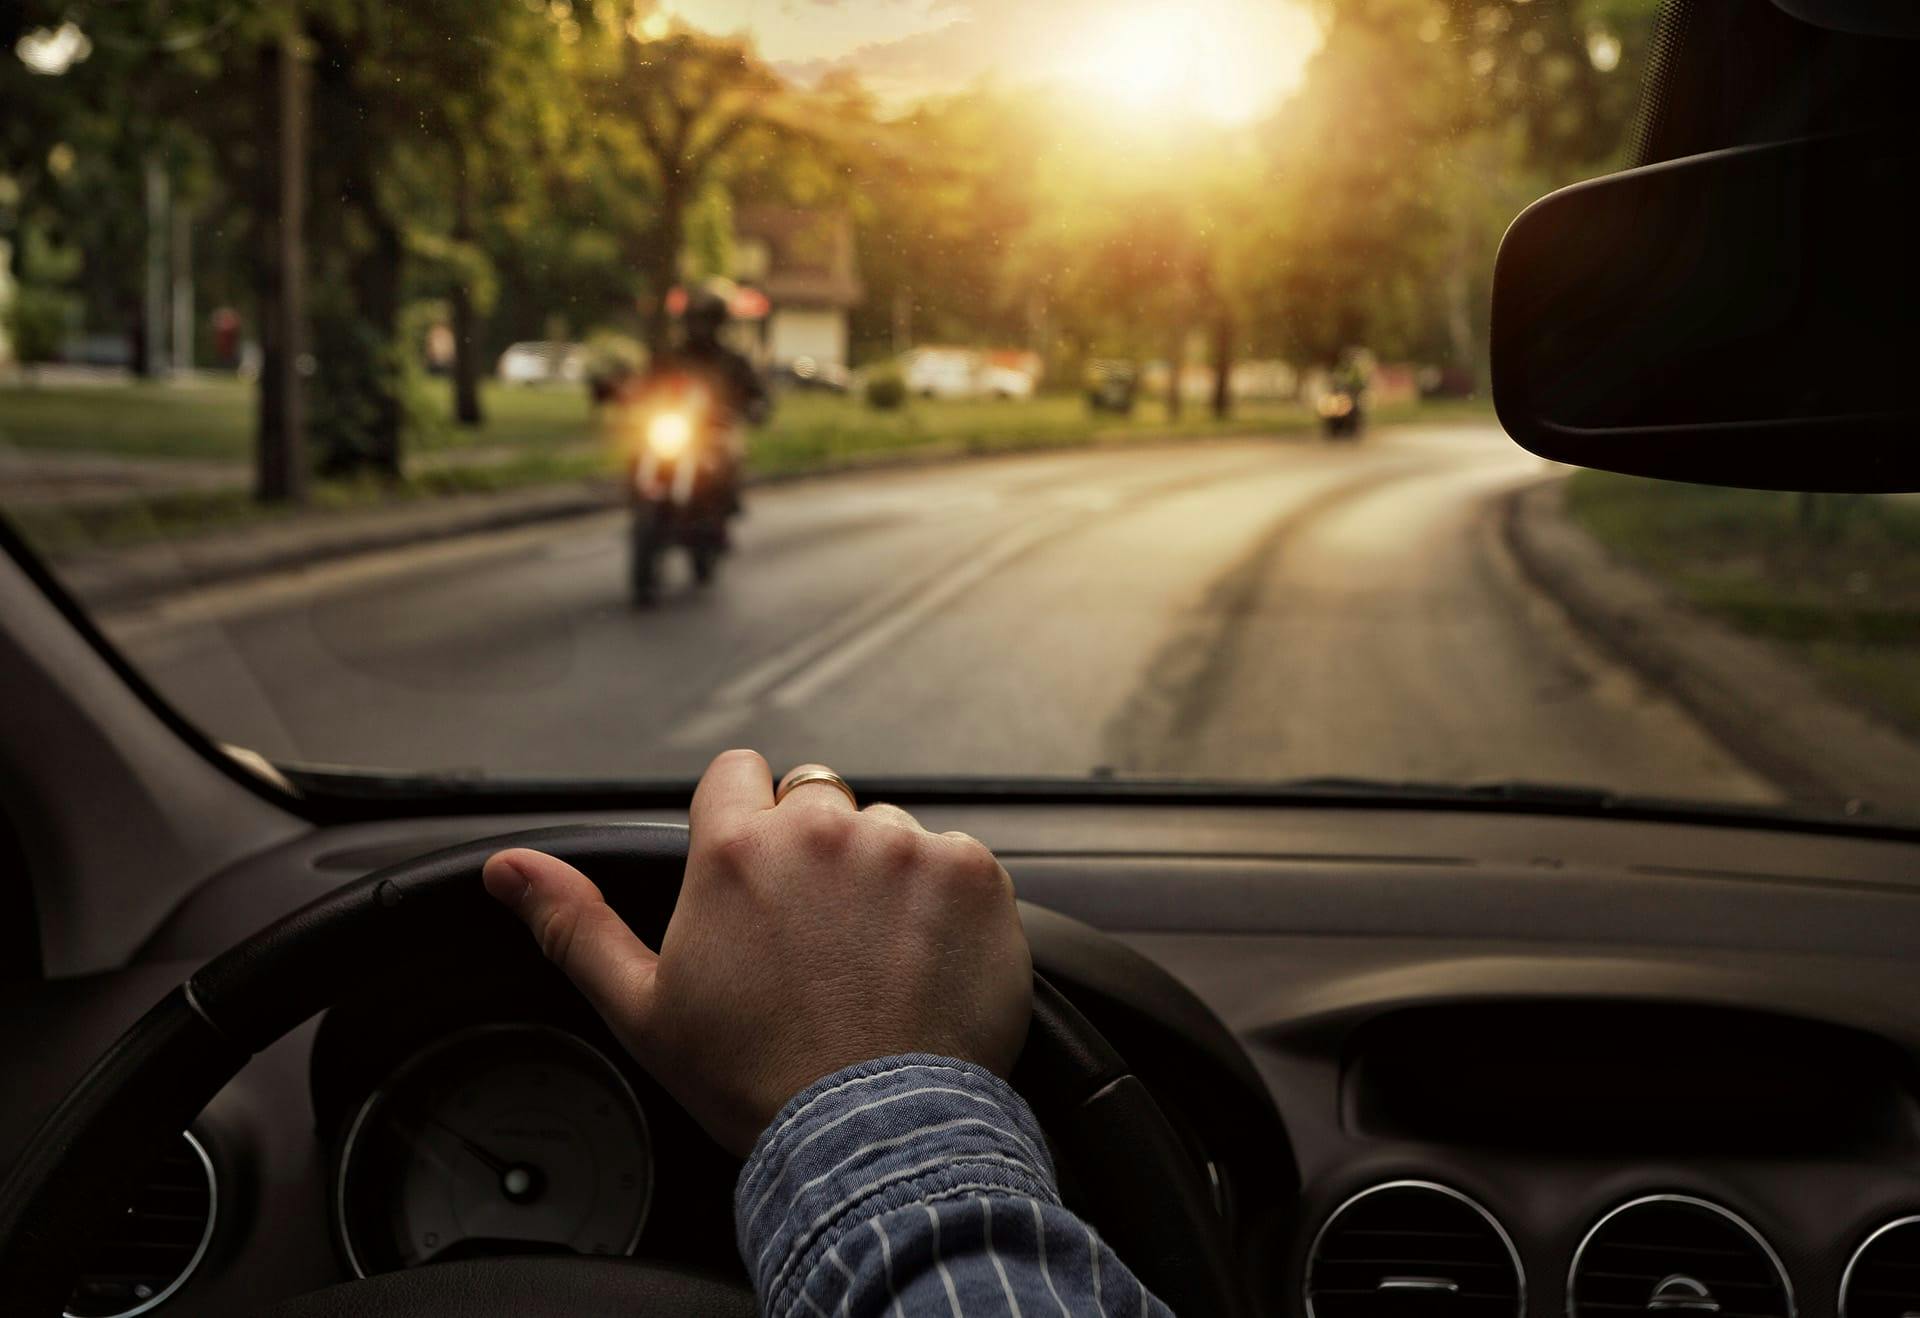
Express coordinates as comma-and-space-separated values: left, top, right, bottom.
1571, 1195, 1793, 1318
1840, 1217, 1920, 1318
65, 1131, 216, 1318
1306, 1181, 1524, 1318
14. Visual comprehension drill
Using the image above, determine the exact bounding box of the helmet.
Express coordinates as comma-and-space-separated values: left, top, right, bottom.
683, 283, 731, 328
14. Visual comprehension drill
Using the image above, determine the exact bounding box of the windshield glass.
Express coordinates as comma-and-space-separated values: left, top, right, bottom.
3, 1, 1912, 822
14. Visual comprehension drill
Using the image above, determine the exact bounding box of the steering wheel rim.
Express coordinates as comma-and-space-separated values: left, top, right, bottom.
0, 822, 1242, 1315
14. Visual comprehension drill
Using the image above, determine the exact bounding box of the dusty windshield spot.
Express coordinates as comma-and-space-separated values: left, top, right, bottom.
2, 1, 1914, 823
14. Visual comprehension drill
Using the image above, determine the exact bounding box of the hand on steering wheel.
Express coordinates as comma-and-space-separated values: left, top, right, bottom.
481, 750, 1032, 1155
0, 770, 1245, 1315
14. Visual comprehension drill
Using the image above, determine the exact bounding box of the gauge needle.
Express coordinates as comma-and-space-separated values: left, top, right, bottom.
389, 1108, 547, 1203
425, 1116, 512, 1175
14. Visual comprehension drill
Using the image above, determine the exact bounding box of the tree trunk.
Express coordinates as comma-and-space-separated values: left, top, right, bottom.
356, 214, 406, 478
1210, 313, 1233, 419
170, 199, 194, 374
642, 184, 686, 358
142, 158, 169, 378
449, 149, 483, 427
1165, 328, 1183, 420
302, 18, 405, 481
126, 301, 150, 378
255, 31, 309, 505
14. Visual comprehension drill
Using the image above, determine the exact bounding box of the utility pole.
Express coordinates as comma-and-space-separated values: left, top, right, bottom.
256, 24, 309, 503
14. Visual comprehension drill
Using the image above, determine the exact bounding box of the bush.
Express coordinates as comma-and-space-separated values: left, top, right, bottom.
864, 367, 907, 411
5, 284, 75, 366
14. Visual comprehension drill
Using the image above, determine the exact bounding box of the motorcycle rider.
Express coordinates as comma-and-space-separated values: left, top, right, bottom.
662, 281, 771, 506
613, 281, 772, 605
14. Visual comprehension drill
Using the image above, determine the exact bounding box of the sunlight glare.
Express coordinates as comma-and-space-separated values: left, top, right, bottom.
1057, 0, 1319, 124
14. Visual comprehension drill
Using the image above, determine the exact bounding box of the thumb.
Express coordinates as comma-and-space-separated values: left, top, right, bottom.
483, 848, 659, 1039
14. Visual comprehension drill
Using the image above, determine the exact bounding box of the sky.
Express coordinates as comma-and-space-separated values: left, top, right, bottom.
656, 0, 1324, 123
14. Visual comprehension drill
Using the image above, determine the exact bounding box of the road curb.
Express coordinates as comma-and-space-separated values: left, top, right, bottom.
59, 482, 620, 613
1502, 476, 1920, 815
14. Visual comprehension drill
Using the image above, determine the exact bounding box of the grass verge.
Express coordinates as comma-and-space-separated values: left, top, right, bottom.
1565, 470, 1920, 733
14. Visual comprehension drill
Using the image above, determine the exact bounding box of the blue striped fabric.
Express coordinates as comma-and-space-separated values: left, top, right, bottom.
736, 1054, 1174, 1318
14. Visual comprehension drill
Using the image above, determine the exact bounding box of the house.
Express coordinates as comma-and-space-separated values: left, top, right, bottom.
730, 207, 863, 375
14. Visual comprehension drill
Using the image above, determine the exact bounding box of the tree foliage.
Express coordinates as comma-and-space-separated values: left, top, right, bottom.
3, 0, 1665, 483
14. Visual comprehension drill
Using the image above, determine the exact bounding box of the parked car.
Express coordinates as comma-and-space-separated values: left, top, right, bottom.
497, 340, 586, 386
901, 347, 980, 399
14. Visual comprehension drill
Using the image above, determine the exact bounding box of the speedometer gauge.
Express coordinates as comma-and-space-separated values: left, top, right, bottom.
335, 1025, 653, 1276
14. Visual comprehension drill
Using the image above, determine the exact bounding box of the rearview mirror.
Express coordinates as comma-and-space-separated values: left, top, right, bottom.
1490, 130, 1920, 492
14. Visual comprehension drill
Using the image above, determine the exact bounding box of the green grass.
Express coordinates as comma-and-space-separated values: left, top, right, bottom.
0, 376, 1493, 470
0, 376, 594, 463
1566, 470, 1920, 731
11, 450, 609, 558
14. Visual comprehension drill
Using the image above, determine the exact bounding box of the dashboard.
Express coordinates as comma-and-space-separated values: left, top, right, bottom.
5, 801, 1920, 1316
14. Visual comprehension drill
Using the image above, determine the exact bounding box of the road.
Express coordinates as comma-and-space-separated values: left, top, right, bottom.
104, 426, 1778, 804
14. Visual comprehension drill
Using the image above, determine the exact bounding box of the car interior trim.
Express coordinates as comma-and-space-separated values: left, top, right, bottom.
1836, 1214, 1920, 1318
1303, 1179, 1525, 1318
1566, 1194, 1796, 1318
63, 1129, 218, 1318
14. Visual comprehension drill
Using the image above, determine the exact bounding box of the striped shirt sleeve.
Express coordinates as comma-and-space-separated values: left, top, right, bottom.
735, 1053, 1175, 1318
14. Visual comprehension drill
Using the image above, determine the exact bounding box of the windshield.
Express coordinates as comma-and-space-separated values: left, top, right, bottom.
2, 1, 1912, 823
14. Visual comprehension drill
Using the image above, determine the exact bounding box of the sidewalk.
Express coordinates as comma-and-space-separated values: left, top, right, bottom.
1503, 476, 1920, 816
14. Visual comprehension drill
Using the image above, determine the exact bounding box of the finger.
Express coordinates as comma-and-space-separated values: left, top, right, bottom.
862, 801, 927, 832
484, 848, 659, 1035
777, 762, 857, 813
690, 748, 775, 839
941, 830, 1016, 893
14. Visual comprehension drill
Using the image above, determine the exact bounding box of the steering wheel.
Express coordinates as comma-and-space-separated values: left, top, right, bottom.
0, 823, 1243, 1316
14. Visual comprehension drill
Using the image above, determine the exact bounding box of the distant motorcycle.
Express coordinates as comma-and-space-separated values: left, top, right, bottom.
1318, 388, 1363, 439
617, 371, 741, 607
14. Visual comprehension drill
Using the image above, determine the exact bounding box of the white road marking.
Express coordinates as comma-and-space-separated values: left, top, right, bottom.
768, 521, 1056, 707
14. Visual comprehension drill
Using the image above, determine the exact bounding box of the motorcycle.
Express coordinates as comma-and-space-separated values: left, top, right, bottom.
1318, 388, 1363, 439
617, 372, 741, 607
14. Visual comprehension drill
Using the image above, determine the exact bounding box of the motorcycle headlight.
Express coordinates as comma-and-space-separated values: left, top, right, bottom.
647, 411, 694, 458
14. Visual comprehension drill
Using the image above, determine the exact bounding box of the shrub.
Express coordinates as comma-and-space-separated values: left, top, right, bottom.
5, 284, 75, 366
864, 367, 907, 411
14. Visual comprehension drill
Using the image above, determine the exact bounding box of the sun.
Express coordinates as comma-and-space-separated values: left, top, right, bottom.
1056, 0, 1320, 125
1074, 7, 1191, 112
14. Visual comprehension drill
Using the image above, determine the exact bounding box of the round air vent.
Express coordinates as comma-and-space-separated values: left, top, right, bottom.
1570, 1195, 1793, 1318
65, 1131, 216, 1317
1840, 1216, 1920, 1318
1306, 1180, 1524, 1318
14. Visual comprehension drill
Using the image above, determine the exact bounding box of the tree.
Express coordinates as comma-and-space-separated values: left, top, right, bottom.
592, 20, 785, 354
1245, 0, 1661, 382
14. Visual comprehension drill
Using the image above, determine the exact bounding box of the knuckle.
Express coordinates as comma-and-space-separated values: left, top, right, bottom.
534, 901, 582, 968
873, 822, 926, 871
796, 808, 856, 858
947, 839, 1009, 894
702, 822, 759, 876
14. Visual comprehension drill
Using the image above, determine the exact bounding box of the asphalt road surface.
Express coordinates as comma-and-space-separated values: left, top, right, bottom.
104, 425, 1778, 805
